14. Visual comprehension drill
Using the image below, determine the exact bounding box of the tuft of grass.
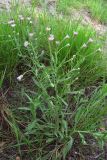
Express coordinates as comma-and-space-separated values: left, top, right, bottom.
0, 9, 34, 77
57, 0, 84, 13
87, 0, 107, 23
57, 0, 107, 23
0, 68, 6, 88
31, 0, 42, 6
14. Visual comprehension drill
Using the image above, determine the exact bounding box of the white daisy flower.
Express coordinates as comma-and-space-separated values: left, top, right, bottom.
88, 38, 93, 43
24, 41, 29, 47
72, 55, 76, 59
65, 34, 70, 39
19, 15, 24, 20
11, 24, 16, 27
17, 75, 23, 81
82, 43, 87, 48
56, 41, 60, 45
27, 17, 31, 21
75, 77, 79, 80
29, 33, 34, 37
66, 43, 70, 47
97, 48, 102, 52
71, 55, 76, 61
46, 27, 51, 31
48, 34, 54, 41
73, 31, 78, 36
8, 20, 15, 24
29, 21, 33, 24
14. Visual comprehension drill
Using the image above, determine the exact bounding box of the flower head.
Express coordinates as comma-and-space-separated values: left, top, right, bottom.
82, 43, 87, 48
75, 77, 79, 81
8, 19, 16, 28
73, 55, 76, 58
17, 75, 23, 81
8, 20, 15, 25
11, 23, 16, 27
24, 41, 29, 47
46, 27, 51, 31
29, 21, 33, 24
27, 17, 31, 21
72, 55, 76, 60
97, 48, 102, 52
65, 34, 70, 39
88, 38, 93, 43
56, 41, 60, 45
73, 31, 78, 36
19, 15, 24, 20
66, 43, 70, 47
29, 33, 34, 37
48, 34, 54, 41
71, 55, 76, 61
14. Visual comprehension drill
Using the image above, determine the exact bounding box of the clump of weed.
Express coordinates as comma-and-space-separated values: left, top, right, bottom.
1, 12, 107, 159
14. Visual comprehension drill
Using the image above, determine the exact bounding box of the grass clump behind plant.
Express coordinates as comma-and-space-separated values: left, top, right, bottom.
56, 0, 84, 12
87, 0, 107, 23
57, 0, 107, 23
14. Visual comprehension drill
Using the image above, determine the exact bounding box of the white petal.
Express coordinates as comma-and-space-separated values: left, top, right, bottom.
17, 75, 23, 81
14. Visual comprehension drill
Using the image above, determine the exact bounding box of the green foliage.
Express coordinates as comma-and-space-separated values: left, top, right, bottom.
0, 68, 6, 88
87, 0, 107, 23
57, 0, 107, 23
0, 9, 34, 76
74, 84, 107, 131
32, 15, 106, 86
0, 6, 107, 160
57, 0, 84, 13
